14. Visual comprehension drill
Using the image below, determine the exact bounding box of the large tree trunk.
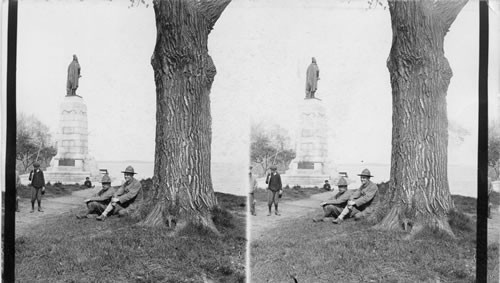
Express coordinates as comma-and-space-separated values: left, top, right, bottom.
375, 0, 468, 238
140, 0, 231, 233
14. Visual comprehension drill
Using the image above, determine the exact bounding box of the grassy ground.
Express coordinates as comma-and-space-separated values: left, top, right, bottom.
253, 185, 326, 203
251, 184, 478, 282
17, 183, 89, 199
15, 180, 246, 282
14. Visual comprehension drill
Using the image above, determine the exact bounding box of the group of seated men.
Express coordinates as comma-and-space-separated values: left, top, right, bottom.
76, 165, 143, 221
313, 168, 379, 224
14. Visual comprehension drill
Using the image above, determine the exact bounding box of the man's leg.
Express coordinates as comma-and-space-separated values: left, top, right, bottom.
249, 193, 256, 216
113, 203, 127, 217
30, 187, 38, 213
332, 205, 353, 224
96, 202, 116, 221
37, 188, 43, 212
274, 192, 280, 216
267, 190, 274, 216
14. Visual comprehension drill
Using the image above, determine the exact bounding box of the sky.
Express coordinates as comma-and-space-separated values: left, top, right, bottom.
1, 0, 499, 194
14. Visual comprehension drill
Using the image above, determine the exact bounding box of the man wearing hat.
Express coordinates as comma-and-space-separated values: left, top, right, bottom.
76, 174, 116, 219
313, 177, 352, 222
332, 168, 379, 224
28, 162, 45, 213
265, 165, 282, 216
249, 166, 258, 216
96, 166, 143, 221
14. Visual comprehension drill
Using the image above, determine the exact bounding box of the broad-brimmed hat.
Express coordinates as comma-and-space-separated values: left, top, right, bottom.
101, 174, 111, 184
337, 177, 348, 187
357, 168, 373, 178
121, 166, 137, 175
270, 165, 277, 170
33, 162, 40, 168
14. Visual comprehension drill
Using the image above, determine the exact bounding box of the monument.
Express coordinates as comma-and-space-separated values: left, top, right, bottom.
280, 58, 336, 187
44, 55, 100, 183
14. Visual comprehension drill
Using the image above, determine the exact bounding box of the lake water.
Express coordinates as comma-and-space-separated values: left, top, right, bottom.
97, 161, 247, 196
98, 161, 477, 198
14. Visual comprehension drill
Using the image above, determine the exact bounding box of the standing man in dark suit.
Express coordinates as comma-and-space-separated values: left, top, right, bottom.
266, 165, 282, 216
28, 162, 45, 213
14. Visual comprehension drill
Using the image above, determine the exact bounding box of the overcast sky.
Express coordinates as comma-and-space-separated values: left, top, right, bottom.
1, 0, 499, 191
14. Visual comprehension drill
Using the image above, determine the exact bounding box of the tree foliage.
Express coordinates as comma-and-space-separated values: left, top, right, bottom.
489, 122, 500, 180
16, 113, 57, 173
250, 122, 295, 176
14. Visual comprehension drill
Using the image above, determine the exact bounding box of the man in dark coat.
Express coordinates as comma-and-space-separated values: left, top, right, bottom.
67, 54, 81, 96
332, 169, 379, 224
28, 162, 45, 213
305, 57, 320, 98
266, 165, 282, 216
96, 166, 143, 221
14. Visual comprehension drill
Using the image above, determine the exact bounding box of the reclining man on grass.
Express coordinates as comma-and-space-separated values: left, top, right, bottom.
313, 176, 351, 222
76, 174, 115, 219
332, 168, 379, 224
96, 165, 143, 221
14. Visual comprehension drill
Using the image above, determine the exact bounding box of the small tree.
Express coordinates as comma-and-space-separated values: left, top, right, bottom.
250, 122, 296, 176
489, 122, 500, 180
16, 113, 57, 173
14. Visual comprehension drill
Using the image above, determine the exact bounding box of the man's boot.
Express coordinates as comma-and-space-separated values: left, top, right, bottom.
96, 214, 107, 221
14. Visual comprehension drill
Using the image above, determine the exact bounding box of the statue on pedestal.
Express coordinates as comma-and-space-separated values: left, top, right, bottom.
305, 57, 320, 99
66, 54, 81, 96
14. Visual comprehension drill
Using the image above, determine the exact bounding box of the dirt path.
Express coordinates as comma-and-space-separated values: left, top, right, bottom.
15, 188, 98, 237
250, 191, 332, 240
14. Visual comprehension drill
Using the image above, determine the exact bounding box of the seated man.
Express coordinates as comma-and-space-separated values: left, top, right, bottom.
76, 174, 115, 219
323, 180, 331, 191
332, 168, 379, 224
313, 177, 351, 222
83, 177, 93, 188
96, 166, 143, 221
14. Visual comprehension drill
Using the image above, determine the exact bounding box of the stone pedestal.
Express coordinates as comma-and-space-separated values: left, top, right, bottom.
281, 98, 336, 187
45, 95, 100, 184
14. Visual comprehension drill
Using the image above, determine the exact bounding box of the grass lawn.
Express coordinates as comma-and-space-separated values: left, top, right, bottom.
251, 186, 478, 282
15, 180, 246, 282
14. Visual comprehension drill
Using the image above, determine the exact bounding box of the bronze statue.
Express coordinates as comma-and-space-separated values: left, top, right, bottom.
67, 54, 81, 96
305, 57, 320, 99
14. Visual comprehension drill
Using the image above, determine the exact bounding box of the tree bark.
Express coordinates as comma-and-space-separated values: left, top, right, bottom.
375, 0, 468, 238
139, 0, 231, 233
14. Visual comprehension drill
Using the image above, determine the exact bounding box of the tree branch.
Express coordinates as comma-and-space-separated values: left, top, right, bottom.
433, 0, 468, 32
192, 0, 232, 30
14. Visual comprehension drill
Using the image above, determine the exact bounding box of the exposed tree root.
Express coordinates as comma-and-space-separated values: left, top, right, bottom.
374, 206, 455, 240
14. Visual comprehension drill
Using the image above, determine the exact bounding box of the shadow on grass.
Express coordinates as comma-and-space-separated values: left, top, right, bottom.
251, 182, 477, 282
15, 186, 246, 283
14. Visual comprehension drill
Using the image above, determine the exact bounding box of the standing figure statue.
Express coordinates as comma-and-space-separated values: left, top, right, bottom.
305, 57, 320, 99
67, 54, 81, 96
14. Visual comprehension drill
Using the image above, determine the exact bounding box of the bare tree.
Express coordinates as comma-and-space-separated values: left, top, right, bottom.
373, 0, 469, 238
139, 0, 231, 234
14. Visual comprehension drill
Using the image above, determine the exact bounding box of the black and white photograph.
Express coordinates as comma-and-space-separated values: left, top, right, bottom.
0, 0, 498, 282
2, 0, 247, 282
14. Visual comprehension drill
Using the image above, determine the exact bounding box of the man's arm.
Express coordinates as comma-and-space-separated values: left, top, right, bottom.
353, 183, 378, 207
277, 175, 282, 191
88, 188, 115, 202
117, 180, 142, 204
322, 190, 352, 206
